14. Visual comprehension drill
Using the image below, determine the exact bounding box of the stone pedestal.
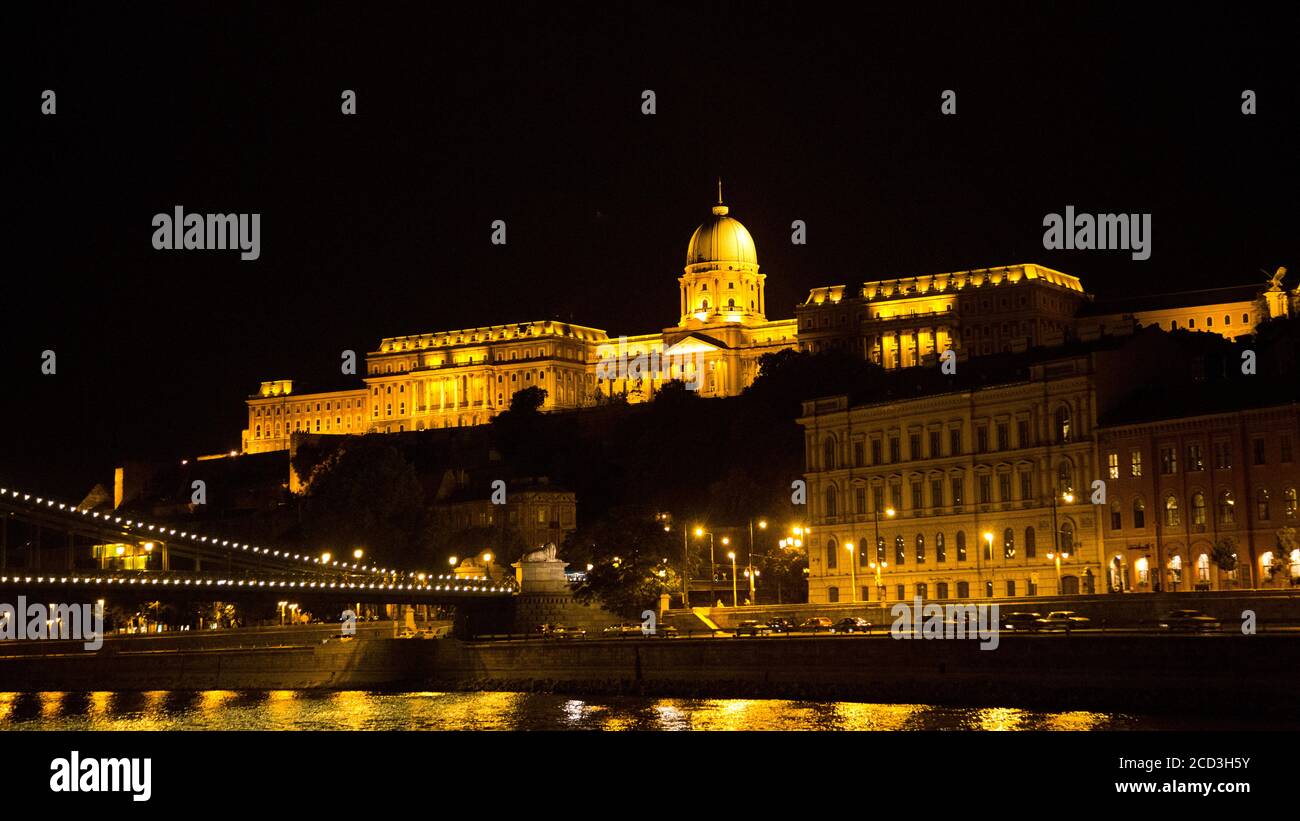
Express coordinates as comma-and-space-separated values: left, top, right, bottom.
513, 557, 571, 594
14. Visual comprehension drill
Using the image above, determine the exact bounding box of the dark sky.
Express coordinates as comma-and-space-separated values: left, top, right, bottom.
6, 2, 1297, 495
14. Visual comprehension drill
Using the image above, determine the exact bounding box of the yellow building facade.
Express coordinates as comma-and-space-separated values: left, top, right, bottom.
242, 191, 1298, 455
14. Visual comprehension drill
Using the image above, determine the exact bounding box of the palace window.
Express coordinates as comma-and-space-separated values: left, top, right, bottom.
930, 478, 944, 509
916, 534, 926, 563
1054, 406, 1072, 443
978, 475, 992, 504
1111, 501, 1123, 530
1133, 498, 1146, 528
1160, 446, 1177, 475
824, 486, 839, 518
956, 531, 967, 562
1025, 526, 1037, 558
1003, 527, 1015, 559
1164, 494, 1181, 527
929, 430, 941, 458
1131, 449, 1143, 477
909, 433, 921, 460
1218, 490, 1235, 525
1213, 441, 1231, 469
956, 580, 970, 598
1017, 419, 1030, 447
895, 535, 906, 565
826, 538, 837, 569
949, 428, 962, 455
1284, 487, 1297, 519
1257, 489, 1271, 521
998, 473, 1012, 502
951, 476, 964, 510
871, 439, 882, 465
911, 481, 923, 511
1282, 436, 1294, 463
1192, 492, 1207, 526
1107, 452, 1119, 479
1253, 438, 1267, 465
936, 533, 946, 562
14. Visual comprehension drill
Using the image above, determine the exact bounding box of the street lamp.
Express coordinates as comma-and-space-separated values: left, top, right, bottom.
448, 555, 458, 568
728, 551, 737, 606
982, 531, 993, 596
353, 548, 364, 560
868, 559, 888, 603
872, 505, 896, 567
694, 527, 717, 593
1051, 489, 1075, 595
744, 567, 760, 604
1046, 546, 1071, 591
845, 541, 857, 602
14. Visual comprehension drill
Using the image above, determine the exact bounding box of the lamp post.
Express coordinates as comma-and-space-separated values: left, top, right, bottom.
846, 542, 857, 602
694, 527, 717, 597
1051, 490, 1075, 595
982, 531, 993, 597
747, 518, 767, 603
1046, 546, 1071, 592
727, 551, 738, 606
871, 506, 895, 599
869, 560, 887, 603
744, 566, 759, 604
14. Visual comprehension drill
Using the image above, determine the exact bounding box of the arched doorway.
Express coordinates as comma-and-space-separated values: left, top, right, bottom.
1061, 574, 1080, 595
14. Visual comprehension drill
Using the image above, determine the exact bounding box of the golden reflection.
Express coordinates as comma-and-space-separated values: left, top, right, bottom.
1042, 711, 1108, 731
328, 691, 377, 730
200, 690, 238, 714
40, 691, 66, 719
973, 707, 1027, 731
652, 700, 690, 731
0, 693, 16, 722
88, 691, 112, 721
830, 701, 925, 731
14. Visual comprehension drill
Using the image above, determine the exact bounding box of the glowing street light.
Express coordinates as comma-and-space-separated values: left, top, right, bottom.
846, 541, 857, 602
727, 551, 738, 606
353, 548, 364, 560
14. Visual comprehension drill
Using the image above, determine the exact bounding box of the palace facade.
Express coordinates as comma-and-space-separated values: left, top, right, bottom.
242, 189, 1299, 456
799, 326, 1300, 604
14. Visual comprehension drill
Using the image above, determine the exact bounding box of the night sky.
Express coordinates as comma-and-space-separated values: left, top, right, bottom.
7, 2, 1297, 495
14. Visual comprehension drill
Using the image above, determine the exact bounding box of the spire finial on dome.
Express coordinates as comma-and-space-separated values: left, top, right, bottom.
712, 177, 729, 216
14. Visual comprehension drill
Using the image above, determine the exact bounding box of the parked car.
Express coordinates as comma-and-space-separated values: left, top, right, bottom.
539, 623, 586, 638
1000, 612, 1043, 631
602, 623, 644, 637
799, 617, 834, 632
1035, 611, 1090, 631
1158, 609, 1222, 632
831, 617, 872, 634
734, 619, 772, 636
766, 617, 798, 634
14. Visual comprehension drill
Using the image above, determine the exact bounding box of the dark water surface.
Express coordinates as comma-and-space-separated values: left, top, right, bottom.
0, 691, 1277, 730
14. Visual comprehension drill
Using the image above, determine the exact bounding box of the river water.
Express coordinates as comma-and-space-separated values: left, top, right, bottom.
0, 690, 1271, 730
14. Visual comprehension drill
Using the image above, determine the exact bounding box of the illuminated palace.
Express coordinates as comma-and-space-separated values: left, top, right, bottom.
241, 191, 1299, 455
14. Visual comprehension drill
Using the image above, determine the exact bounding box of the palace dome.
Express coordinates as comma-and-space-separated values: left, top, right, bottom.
686, 201, 757, 267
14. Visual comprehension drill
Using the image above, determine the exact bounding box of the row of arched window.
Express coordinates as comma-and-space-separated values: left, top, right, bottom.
822, 525, 1074, 569
1109, 488, 1297, 530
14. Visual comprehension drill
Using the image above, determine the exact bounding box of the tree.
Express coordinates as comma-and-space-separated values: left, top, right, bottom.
1269, 527, 1297, 584
300, 438, 428, 568
565, 505, 680, 617
1211, 537, 1239, 587
508, 386, 547, 414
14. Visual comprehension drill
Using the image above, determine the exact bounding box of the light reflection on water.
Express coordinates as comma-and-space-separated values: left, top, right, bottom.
0, 691, 1264, 731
